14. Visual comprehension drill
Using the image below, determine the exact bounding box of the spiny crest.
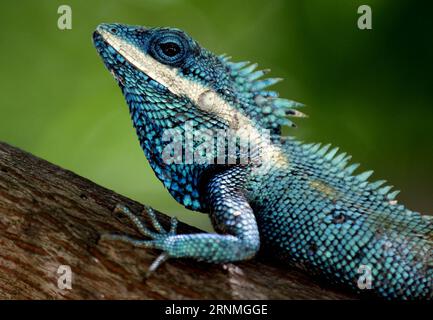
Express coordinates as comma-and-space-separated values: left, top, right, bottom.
301, 142, 401, 202
219, 54, 306, 134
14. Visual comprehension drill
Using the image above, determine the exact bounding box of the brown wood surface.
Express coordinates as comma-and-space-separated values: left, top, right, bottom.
0, 142, 355, 299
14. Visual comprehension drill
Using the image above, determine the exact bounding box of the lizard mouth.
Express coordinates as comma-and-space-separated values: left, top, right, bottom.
93, 30, 168, 92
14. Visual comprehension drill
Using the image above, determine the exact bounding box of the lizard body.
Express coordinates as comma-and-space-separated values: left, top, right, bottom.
93, 23, 432, 299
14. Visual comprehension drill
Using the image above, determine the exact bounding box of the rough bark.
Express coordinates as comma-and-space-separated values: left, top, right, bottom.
0, 142, 355, 299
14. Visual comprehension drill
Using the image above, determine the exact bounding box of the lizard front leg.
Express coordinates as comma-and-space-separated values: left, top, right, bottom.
102, 169, 260, 271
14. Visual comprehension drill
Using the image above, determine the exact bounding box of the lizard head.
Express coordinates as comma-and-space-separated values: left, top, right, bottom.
93, 23, 305, 133
93, 23, 303, 210
93, 23, 240, 130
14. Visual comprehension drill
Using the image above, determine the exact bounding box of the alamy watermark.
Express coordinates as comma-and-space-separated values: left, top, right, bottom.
161, 121, 272, 166
57, 5, 72, 30
57, 264, 72, 290
357, 264, 373, 290
358, 5, 372, 30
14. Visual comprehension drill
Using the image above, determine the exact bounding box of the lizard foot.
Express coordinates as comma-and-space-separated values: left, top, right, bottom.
101, 204, 178, 276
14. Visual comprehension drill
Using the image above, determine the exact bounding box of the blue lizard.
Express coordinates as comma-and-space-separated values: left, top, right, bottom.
93, 23, 432, 299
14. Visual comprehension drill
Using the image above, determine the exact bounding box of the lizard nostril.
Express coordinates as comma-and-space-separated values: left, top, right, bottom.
110, 28, 118, 34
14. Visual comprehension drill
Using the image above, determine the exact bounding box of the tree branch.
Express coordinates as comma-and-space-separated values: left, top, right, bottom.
0, 142, 355, 299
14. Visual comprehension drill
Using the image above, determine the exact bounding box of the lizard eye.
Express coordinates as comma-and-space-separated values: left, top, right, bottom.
160, 42, 180, 57
150, 32, 188, 66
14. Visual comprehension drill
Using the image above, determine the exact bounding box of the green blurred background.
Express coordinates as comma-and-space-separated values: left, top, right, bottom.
0, 0, 432, 231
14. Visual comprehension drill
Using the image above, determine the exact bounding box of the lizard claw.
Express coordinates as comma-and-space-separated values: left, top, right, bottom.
113, 204, 177, 237
146, 252, 169, 278
100, 233, 160, 248
102, 204, 178, 275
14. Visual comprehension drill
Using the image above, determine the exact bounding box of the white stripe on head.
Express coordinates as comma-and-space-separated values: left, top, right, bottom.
98, 28, 203, 102
98, 28, 288, 170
